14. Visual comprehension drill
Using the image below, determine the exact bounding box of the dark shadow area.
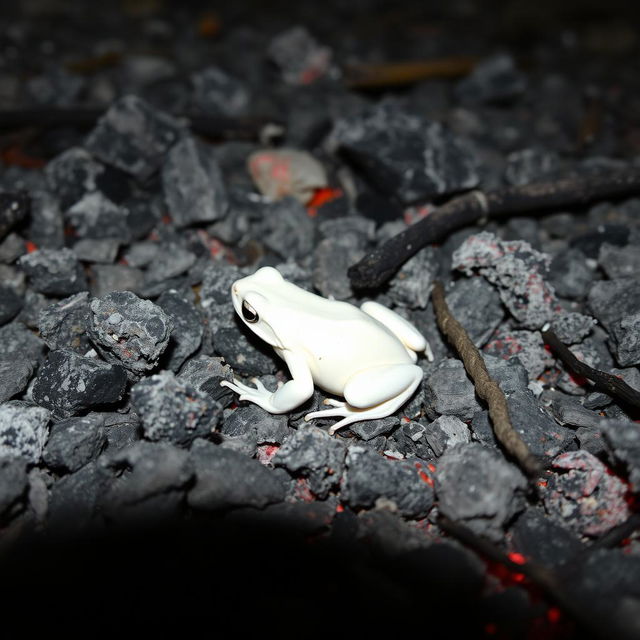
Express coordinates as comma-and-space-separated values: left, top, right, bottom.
0, 511, 489, 636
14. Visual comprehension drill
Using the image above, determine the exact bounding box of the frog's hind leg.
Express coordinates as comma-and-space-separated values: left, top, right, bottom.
360, 301, 433, 362
304, 364, 423, 435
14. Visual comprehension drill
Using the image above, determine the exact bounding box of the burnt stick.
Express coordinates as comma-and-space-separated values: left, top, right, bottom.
348, 168, 640, 289
541, 328, 640, 409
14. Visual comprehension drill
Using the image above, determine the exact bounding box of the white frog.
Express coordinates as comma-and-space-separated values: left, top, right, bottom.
220, 266, 433, 435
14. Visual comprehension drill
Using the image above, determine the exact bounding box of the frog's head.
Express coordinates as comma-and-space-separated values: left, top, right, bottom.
230, 267, 286, 349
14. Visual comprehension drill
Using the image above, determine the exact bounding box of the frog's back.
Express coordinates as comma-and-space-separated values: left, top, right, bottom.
296, 308, 413, 393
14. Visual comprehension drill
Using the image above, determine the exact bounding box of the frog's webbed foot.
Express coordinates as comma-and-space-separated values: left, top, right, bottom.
221, 377, 274, 408
304, 400, 406, 435
221, 370, 313, 414
304, 364, 423, 436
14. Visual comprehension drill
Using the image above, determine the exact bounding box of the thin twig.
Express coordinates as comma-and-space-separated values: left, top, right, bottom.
431, 281, 543, 477
348, 168, 640, 289
344, 56, 478, 89
542, 328, 640, 409
437, 514, 613, 640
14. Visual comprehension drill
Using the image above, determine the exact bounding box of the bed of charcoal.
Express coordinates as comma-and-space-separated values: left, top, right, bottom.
1, 1, 639, 636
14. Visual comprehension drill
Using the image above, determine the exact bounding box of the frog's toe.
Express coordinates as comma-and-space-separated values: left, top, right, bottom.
250, 377, 268, 392
304, 406, 348, 422
328, 416, 362, 435
323, 398, 346, 408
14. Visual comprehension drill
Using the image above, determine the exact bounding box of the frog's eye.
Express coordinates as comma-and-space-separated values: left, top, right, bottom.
242, 300, 259, 323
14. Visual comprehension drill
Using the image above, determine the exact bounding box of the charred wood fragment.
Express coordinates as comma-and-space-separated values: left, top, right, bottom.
542, 327, 640, 410
349, 168, 640, 289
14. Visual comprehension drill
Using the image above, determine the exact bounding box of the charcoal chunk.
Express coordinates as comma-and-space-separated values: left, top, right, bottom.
543, 450, 629, 536
102, 441, 192, 517
0, 322, 46, 363
610, 312, 640, 366
548, 248, 594, 300
267, 26, 331, 85
273, 426, 346, 498
312, 217, 372, 299
156, 290, 204, 372
0, 457, 28, 519
178, 355, 234, 404
47, 460, 111, 532
456, 54, 527, 105
424, 358, 479, 420
43, 414, 107, 472
445, 276, 504, 347
142, 243, 196, 287
453, 232, 556, 328
503, 148, 560, 186
0, 359, 34, 403
89, 290, 173, 379
349, 416, 399, 441
549, 311, 595, 345
570, 224, 630, 259
511, 508, 583, 567
599, 242, 640, 279
567, 549, 640, 640
0, 191, 29, 241
16, 290, 48, 329
0, 233, 25, 263
220, 403, 290, 444
424, 356, 528, 421
332, 102, 478, 203
32, 350, 127, 419
263, 197, 315, 260
199, 262, 244, 331
600, 419, 640, 492
45, 147, 130, 210
355, 509, 432, 555
90, 264, 144, 297
122, 241, 161, 268
424, 415, 471, 457
72, 238, 120, 264
213, 326, 278, 376
229, 500, 335, 537
575, 426, 607, 457
19, 248, 87, 296
471, 390, 574, 459
343, 445, 434, 518
26, 67, 83, 106
588, 277, 640, 331
85, 95, 182, 180
0, 400, 50, 463
162, 135, 228, 227
436, 443, 527, 541
588, 278, 640, 365
38, 291, 92, 353
131, 370, 221, 445
312, 233, 365, 300
547, 393, 602, 429
387, 247, 440, 309
0, 285, 23, 325
188, 438, 287, 510
29, 190, 64, 249
191, 67, 250, 117
102, 412, 141, 453
66, 192, 131, 242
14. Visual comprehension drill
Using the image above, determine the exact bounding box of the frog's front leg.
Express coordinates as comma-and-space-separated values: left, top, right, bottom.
304, 363, 423, 435
221, 350, 314, 414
